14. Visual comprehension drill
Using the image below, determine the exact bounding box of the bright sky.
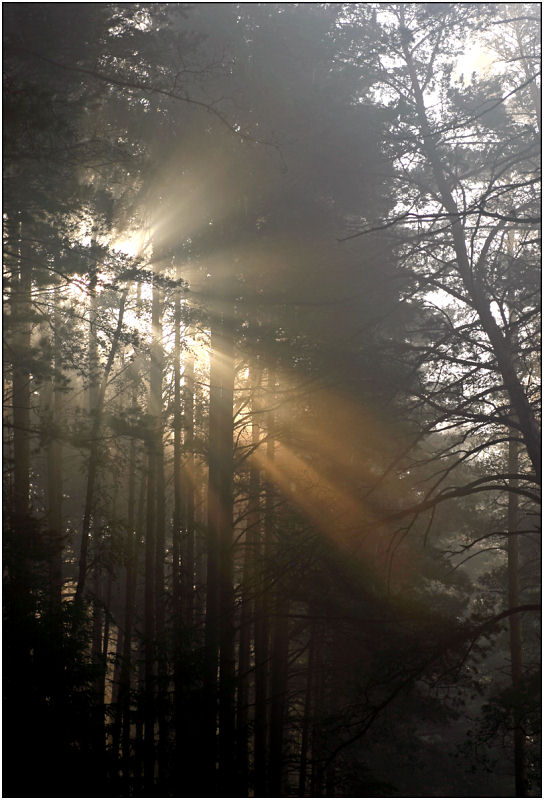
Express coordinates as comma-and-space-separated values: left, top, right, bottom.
454, 41, 494, 85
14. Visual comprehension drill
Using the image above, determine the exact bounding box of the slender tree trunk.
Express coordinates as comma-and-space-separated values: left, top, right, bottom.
254, 459, 270, 796
218, 313, 235, 795
74, 263, 98, 604
236, 367, 262, 794
203, 318, 222, 792
266, 373, 289, 797
173, 279, 183, 624
84, 265, 106, 784
153, 276, 167, 787
45, 287, 63, 611
323, 636, 335, 798
310, 634, 325, 798
155, 441, 167, 787
75, 285, 129, 605
41, 289, 65, 785
110, 433, 137, 784
101, 574, 113, 702
144, 436, 156, 791
132, 470, 147, 793
255, 366, 279, 796
194, 475, 207, 627
144, 269, 164, 792
156, 442, 167, 789
172, 279, 184, 787
268, 593, 289, 797
173, 334, 197, 791
298, 624, 315, 797
94, 473, 116, 726
183, 347, 196, 627
135, 643, 146, 791
91, 567, 107, 781
236, 478, 259, 794
12, 216, 31, 521
508, 436, 527, 796
108, 452, 124, 775
204, 305, 235, 794
111, 615, 124, 775
236, 527, 252, 794
124, 457, 144, 785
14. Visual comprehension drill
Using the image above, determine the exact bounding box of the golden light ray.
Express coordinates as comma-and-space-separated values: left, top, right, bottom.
250, 438, 412, 587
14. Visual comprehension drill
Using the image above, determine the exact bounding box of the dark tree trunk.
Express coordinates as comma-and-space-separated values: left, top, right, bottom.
144, 438, 156, 791
204, 305, 235, 794
508, 437, 527, 796
254, 366, 278, 796
298, 624, 315, 797
101, 574, 113, 703
12, 216, 31, 522
143, 268, 164, 792
218, 313, 235, 794
91, 568, 107, 782
172, 275, 184, 788
155, 436, 167, 786
135, 642, 146, 791
236, 529, 252, 794
310, 630, 325, 798
75, 285, 128, 605
45, 287, 63, 612
268, 593, 289, 797
203, 317, 222, 793
173, 334, 197, 791
236, 373, 261, 794
172, 278, 183, 625
254, 453, 271, 793
194, 474, 207, 626
112, 435, 139, 787
266, 382, 289, 796
182, 346, 196, 627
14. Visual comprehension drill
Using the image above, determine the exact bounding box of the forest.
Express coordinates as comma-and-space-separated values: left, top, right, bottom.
2, 3, 541, 798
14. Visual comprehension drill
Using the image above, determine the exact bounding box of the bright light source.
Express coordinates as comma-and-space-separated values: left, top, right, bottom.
112, 231, 147, 257
454, 42, 493, 85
